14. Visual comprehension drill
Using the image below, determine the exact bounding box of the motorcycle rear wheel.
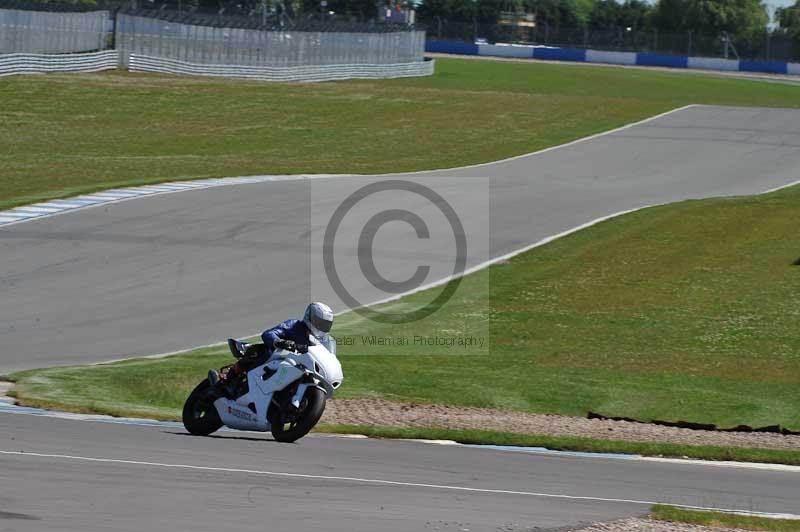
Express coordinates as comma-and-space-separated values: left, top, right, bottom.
182, 380, 223, 436
269, 387, 326, 443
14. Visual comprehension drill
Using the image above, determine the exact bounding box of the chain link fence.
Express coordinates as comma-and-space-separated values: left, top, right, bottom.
424, 20, 800, 63
119, 7, 417, 32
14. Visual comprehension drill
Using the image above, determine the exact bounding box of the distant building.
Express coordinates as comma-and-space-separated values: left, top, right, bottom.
378, 3, 415, 25
498, 11, 536, 28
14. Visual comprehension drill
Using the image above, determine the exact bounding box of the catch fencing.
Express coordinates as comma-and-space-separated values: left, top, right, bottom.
129, 54, 434, 82
0, 49, 117, 76
0, 7, 431, 80
425, 20, 800, 63
427, 40, 800, 76
0, 8, 108, 54
116, 14, 426, 69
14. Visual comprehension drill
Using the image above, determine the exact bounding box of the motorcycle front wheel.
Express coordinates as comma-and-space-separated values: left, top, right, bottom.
182, 380, 223, 436
269, 387, 326, 443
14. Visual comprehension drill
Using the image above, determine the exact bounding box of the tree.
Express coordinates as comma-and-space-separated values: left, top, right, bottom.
297, 0, 375, 21
589, 0, 621, 28
649, 0, 687, 32
476, 0, 504, 24
776, 2, 800, 38
650, 0, 767, 39
446, 0, 478, 21
683, 0, 768, 37
567, 0, 594, 25
618, 0, 649, 29
588, 0, 650, 30
418, 0, 451, 22
524, 0, 588, 28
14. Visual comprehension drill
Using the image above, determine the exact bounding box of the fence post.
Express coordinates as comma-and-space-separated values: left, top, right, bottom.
687, 30, 692, 57
766, 32, 770, 60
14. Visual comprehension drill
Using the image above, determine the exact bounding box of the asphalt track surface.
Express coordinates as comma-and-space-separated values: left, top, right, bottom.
1, 411, 798, 532
3, 104, 800, 530
3, 104, 800, 373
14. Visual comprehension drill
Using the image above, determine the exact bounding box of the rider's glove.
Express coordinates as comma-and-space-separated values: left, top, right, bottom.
275, 339, 296, 351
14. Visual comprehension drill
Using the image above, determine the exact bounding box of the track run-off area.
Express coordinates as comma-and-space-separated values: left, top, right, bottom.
2, 104, 800, 530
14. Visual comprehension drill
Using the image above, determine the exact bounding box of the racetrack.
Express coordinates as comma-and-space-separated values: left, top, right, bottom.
2, 104, 800, 530
1, 410, 798, 531
3, 104, 800, 373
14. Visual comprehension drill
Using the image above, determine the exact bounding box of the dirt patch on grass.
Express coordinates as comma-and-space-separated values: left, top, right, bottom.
323, 398, 800, 451
572, 517, 750, 532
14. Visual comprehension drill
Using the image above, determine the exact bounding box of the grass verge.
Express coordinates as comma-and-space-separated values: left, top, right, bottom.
651, 505, 800, 531
315, 426, 800, 466
3, 59, 800, 210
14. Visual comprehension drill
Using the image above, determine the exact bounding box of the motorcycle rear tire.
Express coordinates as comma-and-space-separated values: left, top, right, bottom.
182, 380, 223, 436
269, 387, 326, 443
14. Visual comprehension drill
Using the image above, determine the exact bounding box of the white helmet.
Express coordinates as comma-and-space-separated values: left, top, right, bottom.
304, 302, 334, 339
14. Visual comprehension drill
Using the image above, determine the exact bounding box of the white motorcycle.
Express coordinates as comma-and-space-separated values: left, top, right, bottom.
182, 336, 343, 443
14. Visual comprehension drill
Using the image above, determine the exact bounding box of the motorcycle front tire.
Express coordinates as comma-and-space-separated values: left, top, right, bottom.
269, 387, 326, 443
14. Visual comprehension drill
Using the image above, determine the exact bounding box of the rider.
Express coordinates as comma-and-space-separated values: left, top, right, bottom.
209, 302, 335, 386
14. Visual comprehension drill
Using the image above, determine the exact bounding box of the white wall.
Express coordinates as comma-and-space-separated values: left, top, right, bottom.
585, 49, 636, 65
687, 56, 740, 72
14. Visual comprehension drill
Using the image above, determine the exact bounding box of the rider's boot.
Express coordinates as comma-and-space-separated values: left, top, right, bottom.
207, 369, 222, 386
209, 365, 241, 395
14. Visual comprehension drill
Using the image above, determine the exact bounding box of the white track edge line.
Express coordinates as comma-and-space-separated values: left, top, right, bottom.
638, 456, 800, 473
388, 104, 699, 175
0, 449, 798, 519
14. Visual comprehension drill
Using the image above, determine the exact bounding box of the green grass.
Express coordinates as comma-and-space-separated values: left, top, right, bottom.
9, 181, 800, 439
651, 505, 800, 531
3, 59, 800, 210
315, 426, 800, 465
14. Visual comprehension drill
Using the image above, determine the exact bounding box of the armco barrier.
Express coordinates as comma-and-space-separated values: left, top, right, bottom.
0, 50, 118, 77
687, 56, 739, 71
637, 53, 688, 69
739, 59, 788, 74
129, 54, 434, 82
426, 40, 479, 56
533, 47, 586, 62
478, 43, 533, 58
586, 49, 636, 65
427, 39, 800, 77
